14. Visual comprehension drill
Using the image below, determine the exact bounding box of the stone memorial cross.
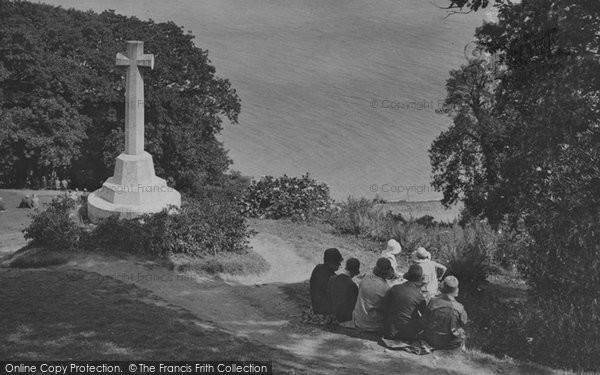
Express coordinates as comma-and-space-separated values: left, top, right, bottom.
116, 41, 154, 155
87, 40, 181, 222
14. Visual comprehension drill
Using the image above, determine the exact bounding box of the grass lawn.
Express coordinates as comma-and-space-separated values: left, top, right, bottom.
248, 218, 426, 276
0, 267, 301, 368
0, 190, 63, 253
249, 218, 385, 270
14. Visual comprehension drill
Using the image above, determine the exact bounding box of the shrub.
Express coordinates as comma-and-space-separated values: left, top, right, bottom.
241, 174, 333, 220
494, 225, 532, 271
445, 223, 496, 290
514, 209, 600, 371
414, 215, 435, 228
24, 190, 256, 272
326, 197, 405, 241
88, 194, 253, 258
372, 195, 387, 204
326, 197, 374, 235
519, 295, 600, 371
446, 243, 493, 290
458, 285, 529, 361
160, 195, 253, 256
180, 170, 251, 201
85, 215, 152, 255
23, 195, 85, 250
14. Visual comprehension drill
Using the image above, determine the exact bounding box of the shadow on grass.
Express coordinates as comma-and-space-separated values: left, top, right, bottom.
2, 246, 72, 268
0, 267, 301, 370
0, 267, 458, 374
277, 280, 557, 375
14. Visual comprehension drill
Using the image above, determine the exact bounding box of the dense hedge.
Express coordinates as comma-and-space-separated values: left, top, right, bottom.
24, 193, 253, 258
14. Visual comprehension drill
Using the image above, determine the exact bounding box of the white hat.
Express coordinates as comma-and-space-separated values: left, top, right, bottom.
414, 247, 431, 260
386, 239, 402, 255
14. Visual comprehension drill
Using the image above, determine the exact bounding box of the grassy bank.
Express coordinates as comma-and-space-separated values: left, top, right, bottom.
248, 218, 553, 372
0, 267, 299, 366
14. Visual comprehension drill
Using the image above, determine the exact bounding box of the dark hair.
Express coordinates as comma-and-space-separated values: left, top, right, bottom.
373, 257, 394, 280
403, 264, 423, 283
345, 258, 360, 274
324, 248, 343, 263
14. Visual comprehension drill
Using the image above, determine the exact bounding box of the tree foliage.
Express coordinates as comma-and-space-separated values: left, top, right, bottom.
431, 0, 600, 369
435, 0, 508, 14
431, 0, 600, 247
0, 0, 240, 188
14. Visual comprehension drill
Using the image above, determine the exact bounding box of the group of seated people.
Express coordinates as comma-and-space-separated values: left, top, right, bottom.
18, 194, 40, 209
309, 240, 468, 351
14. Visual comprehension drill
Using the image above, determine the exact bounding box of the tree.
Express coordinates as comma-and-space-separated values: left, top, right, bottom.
432, 0, 600, 231
0, 99, 88, 187
0, 1, 241, 189
431, 0, 600, 368
430, 58, 507, 224
433, 0, 508, 15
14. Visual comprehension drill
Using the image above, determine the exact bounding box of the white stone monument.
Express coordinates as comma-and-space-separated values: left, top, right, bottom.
88, 41, 181, 222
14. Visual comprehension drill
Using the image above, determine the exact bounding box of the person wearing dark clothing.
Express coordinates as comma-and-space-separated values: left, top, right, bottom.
423, 276, 468, 350
327, 258, 360, 323
18, 195, 33, 208
310, 248, 343, 315
383, 264, 427, 341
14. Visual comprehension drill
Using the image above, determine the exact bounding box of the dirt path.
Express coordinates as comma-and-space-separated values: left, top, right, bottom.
67, 234, 556, 375
221, 232, 315, 285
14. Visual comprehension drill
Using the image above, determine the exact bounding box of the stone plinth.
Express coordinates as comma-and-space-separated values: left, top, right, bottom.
87, 152, 181, 222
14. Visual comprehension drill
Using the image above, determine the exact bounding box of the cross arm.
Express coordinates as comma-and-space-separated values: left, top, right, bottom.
137, 54, 154, 70
115, 52, 130, 66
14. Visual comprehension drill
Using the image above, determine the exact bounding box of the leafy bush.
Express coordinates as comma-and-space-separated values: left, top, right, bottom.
446, 223, 496, 290
88, 194, 253, 257
326, 197, 403, 241
458, 284, 529, 362
326, 197, 373, 235
414, 215, 435, 228
493, 225, 532, 271
23, 195, 85, 250
520, 295, 600, 371
469, 290, 600, 372
86, 215, 152, 255
24, 191, 258, 275
446, 243, 493, 291
326, 198, 501, 282
241, 174, 332, 220
514, 206, 600, 371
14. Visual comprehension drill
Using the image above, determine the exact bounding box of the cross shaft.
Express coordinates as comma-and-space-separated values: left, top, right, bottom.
116, 41, 154, 155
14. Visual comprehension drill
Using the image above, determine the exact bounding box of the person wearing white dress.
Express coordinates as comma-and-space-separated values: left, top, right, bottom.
412, 247, 447, 300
